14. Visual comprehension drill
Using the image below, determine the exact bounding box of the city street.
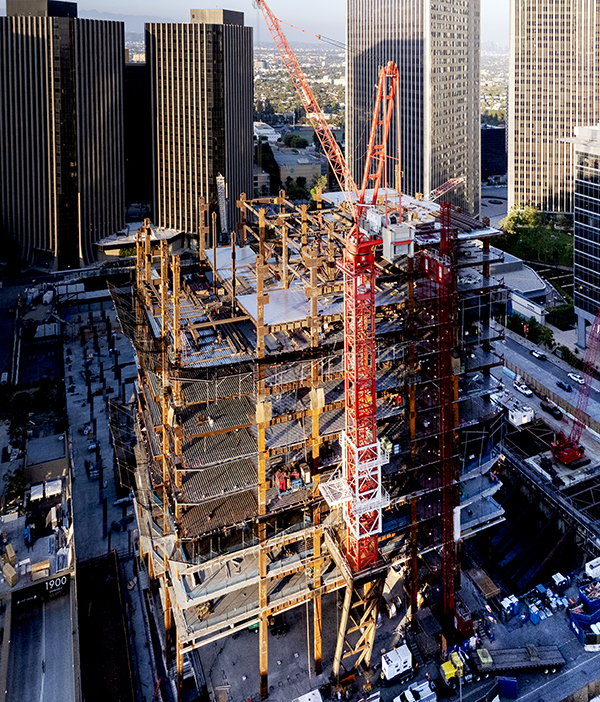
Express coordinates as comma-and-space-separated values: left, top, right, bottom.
498, 332, 600, 412
6, 595, 75, 702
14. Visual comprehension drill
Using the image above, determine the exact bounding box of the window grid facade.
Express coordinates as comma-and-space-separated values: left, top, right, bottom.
146, 12, 253, 236
0, 8, 124, 269
346, 0, 480, 216
508, 0, 600, 214
572, 126, 600, 348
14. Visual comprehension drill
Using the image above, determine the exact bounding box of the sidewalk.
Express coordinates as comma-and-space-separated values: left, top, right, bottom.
65, 308, 135, 559
63, 306, 158, 701
547, 323, 581, 356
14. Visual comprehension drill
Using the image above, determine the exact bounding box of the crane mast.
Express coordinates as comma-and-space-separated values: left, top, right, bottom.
254, 0, 398, 572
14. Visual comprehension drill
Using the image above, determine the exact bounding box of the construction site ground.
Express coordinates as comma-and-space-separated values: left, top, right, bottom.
61, 304, 156, 702
191, 570, 600, 702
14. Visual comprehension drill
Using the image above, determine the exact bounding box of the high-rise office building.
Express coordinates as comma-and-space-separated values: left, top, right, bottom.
124, 61, 151, 209
0, 0, 125, 269
146, 10, 253, 238
508, 0, 600, 214
571, 125, 600, 347
346, 0, 480, 216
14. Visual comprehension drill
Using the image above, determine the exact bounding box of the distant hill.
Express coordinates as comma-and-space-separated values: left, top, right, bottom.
0, 2, 173, 31
78, 10, 174, 33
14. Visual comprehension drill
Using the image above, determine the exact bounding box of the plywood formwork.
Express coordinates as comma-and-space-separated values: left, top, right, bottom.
119, 190, 508, 699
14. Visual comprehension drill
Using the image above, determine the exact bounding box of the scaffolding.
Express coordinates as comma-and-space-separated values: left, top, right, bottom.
119, 191, 508, 699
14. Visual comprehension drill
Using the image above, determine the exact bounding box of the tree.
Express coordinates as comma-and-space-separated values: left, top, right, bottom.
283, 134, 308, 149
506, 312, 526, 335
310, 174, 328, 201
3, 467, 24, 500
527, 317, 555, 349
498, 205, 562, 263
283, 177, 310, 202
499, 207, 523, 237
521, 205, 545, 229
310, 175, 327, 201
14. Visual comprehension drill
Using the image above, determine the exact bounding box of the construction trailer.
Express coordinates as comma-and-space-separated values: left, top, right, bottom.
113, 190, 507, 699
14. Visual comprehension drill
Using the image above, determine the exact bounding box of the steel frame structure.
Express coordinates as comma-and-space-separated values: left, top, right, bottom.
420, 202, 459, 615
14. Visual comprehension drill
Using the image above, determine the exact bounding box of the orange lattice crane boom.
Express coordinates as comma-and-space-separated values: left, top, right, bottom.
255, 0, 399, 571
254, 0, 357, 208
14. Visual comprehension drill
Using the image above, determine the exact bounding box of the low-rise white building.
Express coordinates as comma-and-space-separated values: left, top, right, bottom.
253, 121, 279, 143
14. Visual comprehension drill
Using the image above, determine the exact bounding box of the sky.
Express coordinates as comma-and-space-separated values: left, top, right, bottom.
0, 0, 509, 47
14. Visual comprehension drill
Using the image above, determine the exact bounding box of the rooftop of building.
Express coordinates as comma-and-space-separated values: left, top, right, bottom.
96, 222, 183, 249
26, 433, 67, 467
573, 123, 600, 145
324, 189, 503, 242
6, 0, 77, 18
490, 246, 547, 298
271, 147, 323, 168
190, 9, 244, 26
0, 472, 73, 595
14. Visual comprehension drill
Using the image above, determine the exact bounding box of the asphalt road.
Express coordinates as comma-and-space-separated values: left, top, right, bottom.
480, 185, 508, 228
500, 335, 600, 414
7, 595, 75, 702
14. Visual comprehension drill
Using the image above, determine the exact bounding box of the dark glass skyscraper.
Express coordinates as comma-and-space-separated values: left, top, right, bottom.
571, 125, 600, 347
0, 0, 125, 269
346, 0, 480, 216
146, 10, 253, 238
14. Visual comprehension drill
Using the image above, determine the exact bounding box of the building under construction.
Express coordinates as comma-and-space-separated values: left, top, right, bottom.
115, 188, 507, 699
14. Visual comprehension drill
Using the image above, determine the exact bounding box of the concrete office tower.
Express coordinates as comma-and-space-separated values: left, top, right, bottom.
0, 0, 125, 269
570, 125, 600, 347
508, 0, 600, 214
346, 0, 481, 216
146, 10, 253, 238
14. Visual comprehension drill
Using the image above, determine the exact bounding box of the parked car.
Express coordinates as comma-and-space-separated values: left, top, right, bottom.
556, 380, 573, 392
568, 372, 585, 385
514, 382, 533, 396
530, 349, 547, 360
540, 400, 563, 420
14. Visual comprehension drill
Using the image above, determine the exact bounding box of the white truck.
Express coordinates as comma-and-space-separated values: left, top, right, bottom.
393, 681, 436, 702
381, 644, 415, 684
292, 691, 323, 702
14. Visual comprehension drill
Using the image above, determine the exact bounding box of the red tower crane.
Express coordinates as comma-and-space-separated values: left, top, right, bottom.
551, 309, 600, 464
420, 202, 458, 615
254, 0, 399, 571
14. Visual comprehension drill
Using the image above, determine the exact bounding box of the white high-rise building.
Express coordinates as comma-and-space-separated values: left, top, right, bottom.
508, 0, 600, 214
346, 0, 481, 216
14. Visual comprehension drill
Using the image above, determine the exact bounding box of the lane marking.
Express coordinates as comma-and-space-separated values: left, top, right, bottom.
518, 650, 600, 702
39, 601, 45, 702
